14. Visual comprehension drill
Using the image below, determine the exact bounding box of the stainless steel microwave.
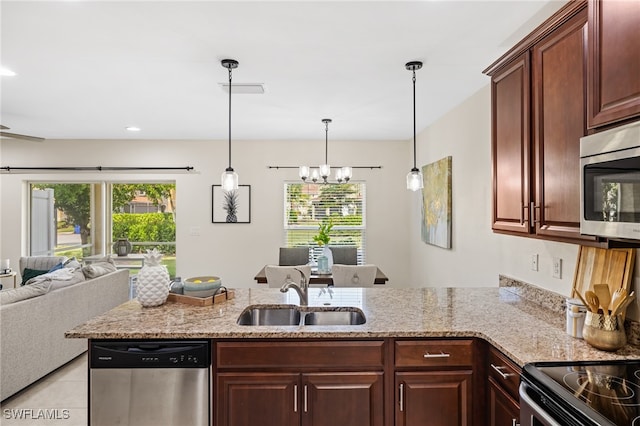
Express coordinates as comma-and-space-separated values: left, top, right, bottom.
580, 120, 640, 240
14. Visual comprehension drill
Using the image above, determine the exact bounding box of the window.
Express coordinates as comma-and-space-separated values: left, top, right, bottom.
284, 182, 366, 263
29, 181, 176, 276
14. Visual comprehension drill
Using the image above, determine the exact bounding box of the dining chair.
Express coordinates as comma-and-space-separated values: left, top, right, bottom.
265, 265, 312, 288
331, 264, 377, 287
329, 246, 358, 265
278, 247, 310, 266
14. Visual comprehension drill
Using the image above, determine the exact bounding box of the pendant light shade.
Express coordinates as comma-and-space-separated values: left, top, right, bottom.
221, 59, 239, 192
406, 60, 423, 191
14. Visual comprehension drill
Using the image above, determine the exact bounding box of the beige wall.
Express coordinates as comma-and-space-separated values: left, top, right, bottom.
0, 137, 411, 288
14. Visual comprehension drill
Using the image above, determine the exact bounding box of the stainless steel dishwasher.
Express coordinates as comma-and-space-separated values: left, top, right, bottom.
89, 340, 210, 426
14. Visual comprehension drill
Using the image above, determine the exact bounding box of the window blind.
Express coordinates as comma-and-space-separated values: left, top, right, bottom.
284, 182, 366, 263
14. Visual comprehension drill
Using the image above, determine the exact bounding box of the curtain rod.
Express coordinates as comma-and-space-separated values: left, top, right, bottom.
1, 166, 194, 172
268, 166, 382, 170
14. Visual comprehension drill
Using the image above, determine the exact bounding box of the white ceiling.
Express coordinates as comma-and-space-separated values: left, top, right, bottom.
0, 0, 566, 142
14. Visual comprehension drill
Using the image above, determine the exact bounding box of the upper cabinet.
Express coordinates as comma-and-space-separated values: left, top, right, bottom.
485, 1, 593, 243
587, 0, 640, 128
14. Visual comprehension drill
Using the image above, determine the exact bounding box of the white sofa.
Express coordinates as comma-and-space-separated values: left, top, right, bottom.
0, 257, 129, 401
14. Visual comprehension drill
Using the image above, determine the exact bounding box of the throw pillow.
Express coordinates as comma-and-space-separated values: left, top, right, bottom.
0, 281, 50, 305
21, 268, 49, 286
48, 262, 65, 273
82, 261, 117, 279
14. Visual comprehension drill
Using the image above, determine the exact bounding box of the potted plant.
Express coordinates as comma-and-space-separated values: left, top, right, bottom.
313, 218, 333, 246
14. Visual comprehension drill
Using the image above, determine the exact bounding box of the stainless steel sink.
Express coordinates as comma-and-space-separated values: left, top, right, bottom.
236, 305, 366, 326
303, 308, 366, 326
236, 305, 301, 326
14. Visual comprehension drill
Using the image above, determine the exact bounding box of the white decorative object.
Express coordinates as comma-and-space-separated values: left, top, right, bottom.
323, 245, 334, 272
136, 249, 170, 307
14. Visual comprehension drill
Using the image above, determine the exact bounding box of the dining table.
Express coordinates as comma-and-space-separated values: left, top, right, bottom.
253, 265, 388, 285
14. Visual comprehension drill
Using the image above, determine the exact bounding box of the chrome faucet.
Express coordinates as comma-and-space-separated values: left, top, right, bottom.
280, 268, 308, 306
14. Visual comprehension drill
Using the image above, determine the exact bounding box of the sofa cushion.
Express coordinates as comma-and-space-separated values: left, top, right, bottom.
0, 281, 50, 305
21, 268, 49, 286
19, 256, 67, 277
82, 262, 117, 279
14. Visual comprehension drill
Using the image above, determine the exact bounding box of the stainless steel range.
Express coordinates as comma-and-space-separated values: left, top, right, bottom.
520, 360, 640, 425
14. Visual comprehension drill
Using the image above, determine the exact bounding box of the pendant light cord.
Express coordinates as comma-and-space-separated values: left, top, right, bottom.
227, 66, 233, 170
412, 69, 417, 170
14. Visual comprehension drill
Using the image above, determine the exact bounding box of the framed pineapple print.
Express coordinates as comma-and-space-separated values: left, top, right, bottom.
212, 185, 251, 223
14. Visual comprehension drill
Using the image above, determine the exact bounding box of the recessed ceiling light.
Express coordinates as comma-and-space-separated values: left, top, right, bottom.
0, 67, 17, 77
126, 126, 141, 132
219, 83, 265, 94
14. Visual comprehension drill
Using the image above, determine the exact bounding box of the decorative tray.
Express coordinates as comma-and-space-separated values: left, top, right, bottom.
167, 288, 235, 307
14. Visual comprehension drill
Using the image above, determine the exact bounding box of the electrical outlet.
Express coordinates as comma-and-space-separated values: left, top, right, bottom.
553, 257, 562, 279
531, 254, 539, 271
190, 226, 201, 236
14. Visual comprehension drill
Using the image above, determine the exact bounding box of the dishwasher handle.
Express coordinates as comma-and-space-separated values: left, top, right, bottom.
90, 340, 211, 369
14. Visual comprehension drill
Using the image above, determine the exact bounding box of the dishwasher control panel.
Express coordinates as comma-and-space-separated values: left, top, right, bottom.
90, 340, 210, 368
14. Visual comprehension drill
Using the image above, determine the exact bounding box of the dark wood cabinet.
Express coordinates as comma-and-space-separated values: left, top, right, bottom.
214, 340, 385, 426
587, 0, 640, 128
216, 372, 299, 426
303, 372, 384, 426
488, 378, 520, 426
487, 346, 521, 426
395, 371, 473, 426
491, 52, 531, 235
531, 7, 589, 240
394, 339, 475, 426
487, 2, 594, 243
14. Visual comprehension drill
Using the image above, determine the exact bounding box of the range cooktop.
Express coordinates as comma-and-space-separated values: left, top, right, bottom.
523, 359, 640, 425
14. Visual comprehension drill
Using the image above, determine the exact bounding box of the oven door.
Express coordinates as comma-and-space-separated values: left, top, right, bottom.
519, 382, 562, 426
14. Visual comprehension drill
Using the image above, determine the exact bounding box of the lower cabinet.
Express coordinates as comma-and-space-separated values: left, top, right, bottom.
488, 377, 520, 426
394, 339, 476, 426
395, 370, 473, 426
487, 346, 522, 426
214, 340, 386, 426
216, 371, 383, 426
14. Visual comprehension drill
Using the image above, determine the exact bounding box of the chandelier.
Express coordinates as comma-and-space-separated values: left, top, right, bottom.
299, 119, 352, 184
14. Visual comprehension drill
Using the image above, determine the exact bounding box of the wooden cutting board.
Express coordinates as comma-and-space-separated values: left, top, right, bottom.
571, 246, 635, 300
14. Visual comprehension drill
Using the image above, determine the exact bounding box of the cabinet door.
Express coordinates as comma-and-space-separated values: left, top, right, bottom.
396, 371, 473, 426
302, 372, 384, 426
216, 372, 300, 426
491, 52, 531, 234
588, 0, 640, 128
488, 377, 519, 426
532, 7, 592, 241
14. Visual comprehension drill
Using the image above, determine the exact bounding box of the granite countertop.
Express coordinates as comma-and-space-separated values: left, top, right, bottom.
66, 286, 640, 367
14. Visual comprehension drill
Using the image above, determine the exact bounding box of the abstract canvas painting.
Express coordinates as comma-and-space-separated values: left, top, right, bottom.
421, 156, 452, 248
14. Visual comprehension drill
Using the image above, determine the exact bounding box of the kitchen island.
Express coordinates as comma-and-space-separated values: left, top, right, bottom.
67, 286, 640, 366
68, 286, 640, 426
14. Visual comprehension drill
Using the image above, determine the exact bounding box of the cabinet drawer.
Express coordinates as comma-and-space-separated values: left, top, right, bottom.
216, 340, 385, 370
395, 339, 473, 368
488, 347, 521, 400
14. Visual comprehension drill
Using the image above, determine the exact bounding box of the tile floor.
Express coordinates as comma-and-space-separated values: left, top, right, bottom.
0, 353, 87, 425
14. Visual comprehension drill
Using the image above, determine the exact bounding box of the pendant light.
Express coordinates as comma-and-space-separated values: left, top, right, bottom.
406, 61, 424, 191
221, 59, 239, 192
299, 119, 352, 184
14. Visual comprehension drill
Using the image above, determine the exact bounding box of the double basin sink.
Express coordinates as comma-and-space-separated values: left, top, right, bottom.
237, 305, 366, 326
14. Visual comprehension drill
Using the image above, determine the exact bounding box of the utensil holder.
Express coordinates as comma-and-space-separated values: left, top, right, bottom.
582, 311, 626, 351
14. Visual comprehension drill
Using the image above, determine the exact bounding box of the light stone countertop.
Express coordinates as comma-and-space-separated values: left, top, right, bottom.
66, 286, 640, 367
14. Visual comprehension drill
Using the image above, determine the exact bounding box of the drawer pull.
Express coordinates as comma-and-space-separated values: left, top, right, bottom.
491, 363, 514, 379
399, 383, 404, 412
512, 419, 519, 426
423, 351, 450, 358
294, 384, 298, 412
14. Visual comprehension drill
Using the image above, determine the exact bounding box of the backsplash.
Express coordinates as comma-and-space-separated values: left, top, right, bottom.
499, 274, 640, 347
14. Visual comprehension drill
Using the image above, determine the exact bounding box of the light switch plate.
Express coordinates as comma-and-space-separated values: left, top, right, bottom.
553, 257, 562, 279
